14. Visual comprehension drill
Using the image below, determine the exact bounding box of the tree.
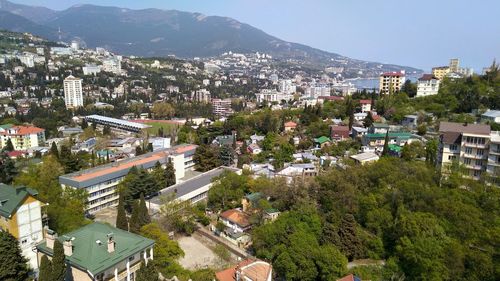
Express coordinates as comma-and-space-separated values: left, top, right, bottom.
363, 111, 374, 128
338, 213, 362, 261
193, 144, 221, 172
152, 102, 175, 119
81, 118, 88, 129
38, 255, 52, 281
0, 231, 29, 281
130, 200, 142, 234
135, 262, 159, 281
139, 193, 151, 226
381, 131, 390, 156
152, 161, 166, 190
116, 191, 128, 231
139, 223, 184, 273
147, 142, 154, 152
164, 160, 176, 187
135, 145, 143, 156
51, 240, 66, 281
425, 139, 438, 165
4, 138, 14, 151
0, 152, 17, 184
102, 125, 111, 135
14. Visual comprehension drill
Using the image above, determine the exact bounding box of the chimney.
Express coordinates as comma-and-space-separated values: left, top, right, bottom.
107, 233, 115, 253
63, 237, 73, 256
45, 228, 56, 249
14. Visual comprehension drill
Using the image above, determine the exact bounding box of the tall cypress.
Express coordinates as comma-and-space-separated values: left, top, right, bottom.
139, 193, 151, 226
4, 139, 14, 151
164, 160, 176, 187
51, 240, 66, 281
38, 255, 52, 281
382, 130, 390, 156
129, 200, 141, 234
338, 213, 362, 261
50, 142, 59, 158
116, 191, 128, 231
0, 231, 29, 281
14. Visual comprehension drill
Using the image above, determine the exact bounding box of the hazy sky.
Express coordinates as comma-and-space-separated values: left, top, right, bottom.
15, 0, 500, 71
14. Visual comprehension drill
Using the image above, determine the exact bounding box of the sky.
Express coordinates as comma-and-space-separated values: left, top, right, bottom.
15, 0, 500, 71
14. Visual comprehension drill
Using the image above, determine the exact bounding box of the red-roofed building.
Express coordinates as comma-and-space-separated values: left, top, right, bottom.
337, 274, 362, 281
284, 121, 297, 132
220, 209, 252, 233
359, 100, 372, 113
330, 125, 350, 141
0, 125, 45, 150
379, 71, 406, 95
216, 259, 273, 281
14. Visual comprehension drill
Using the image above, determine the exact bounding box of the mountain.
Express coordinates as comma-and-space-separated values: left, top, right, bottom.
0, 0, 56, 23
0, 10, 56, 39
0, 1, 421, 76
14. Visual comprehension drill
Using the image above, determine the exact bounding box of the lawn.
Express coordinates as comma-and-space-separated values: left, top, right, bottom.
142, 121, 181, 137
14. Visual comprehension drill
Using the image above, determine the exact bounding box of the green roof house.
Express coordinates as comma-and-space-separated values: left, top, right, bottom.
314, 136, 331, 148
36, 222, 155, 281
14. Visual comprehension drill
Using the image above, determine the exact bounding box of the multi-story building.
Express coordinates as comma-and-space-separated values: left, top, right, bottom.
102, 58, 122, 74
0, 184, 44, 269
36, 222, 154, 281
63, 75, 83, 109
438, 122, 491, 180
359, 99, 372, 113
255, 89, 293, 104
449, 58, 460, 73
59, 144, 197, 213
212, 98, 233, 117
82, 64, 101, 76
416, 74, 440, 97
0, 124, 46, 150
379, 71, 405, 95
191, 89, 211, 103
431, 66, 450, 80
487, 131, 500, 184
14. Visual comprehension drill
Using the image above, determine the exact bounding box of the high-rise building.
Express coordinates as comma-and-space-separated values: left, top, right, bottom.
437, 122, 499, 183
212, 98, 234, 117
63, 75, 83, 109
379, 71, 405, 95
191, 89, 211, 103
449, 58, 460, 73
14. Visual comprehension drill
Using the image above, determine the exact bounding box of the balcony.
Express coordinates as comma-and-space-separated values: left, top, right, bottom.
463, 153, 486, 160
110, 261, 142, 281
462, 142, 487, 149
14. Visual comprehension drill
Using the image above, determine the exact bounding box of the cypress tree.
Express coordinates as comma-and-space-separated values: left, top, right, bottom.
139, 193, 151, 226
4, 138, 14, 151
129, 200, 141, 234
382, 130, 390, 156
116, 191, 128, 231
81, 119, 88, 129
50, 142, 59, 158
338, 213, 362, 261
164, 160, 176, 187
0, 231, 29, 281
51, 240, 66, 281
38, 255, 52, 281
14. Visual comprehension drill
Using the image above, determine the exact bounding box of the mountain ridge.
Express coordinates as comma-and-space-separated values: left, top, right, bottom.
0, 1, 422, 76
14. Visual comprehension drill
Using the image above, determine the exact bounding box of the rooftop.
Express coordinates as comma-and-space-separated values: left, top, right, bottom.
0, 125, 45, 135
220, 209, 251, 228
216, 259, 272, 281
350, 152, 379, 162
0, 184, 39, 218
439, 121, 490, 135
381, 71, 405, 77
418, 74, 438, 81
36, 222, 154, 276
284, 121, 297, 128
482, 110, 500, 118
85, 115, 152, 130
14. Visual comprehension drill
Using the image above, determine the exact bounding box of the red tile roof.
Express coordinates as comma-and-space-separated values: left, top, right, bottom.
1, 126, 44, 136
418, 74, 438, 81
359, 99, 372, 104
220, 209, 251, 228
284, 121, 297, 128
216, 259, 272, 281
381, 71, 404, 77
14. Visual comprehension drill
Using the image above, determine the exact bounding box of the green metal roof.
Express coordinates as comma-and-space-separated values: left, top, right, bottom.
372, 123, 390, 128
0, 184, 39, 218
245, 192, 262, 203
315, 136, 331, 144
388, 144, 402, 152
0, 124, 13, 130
37, 222, 155, 276
365, 133, 412, 139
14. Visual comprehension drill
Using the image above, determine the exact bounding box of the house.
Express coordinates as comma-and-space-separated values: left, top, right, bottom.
248, 143, 262, 155
219, 209, 252, 233
416, 74, 440, 97
314, 136, 331, 148
250, 134, 265, 144
354, 112, 367, 122
36, 222, 155, 281
276, 163, 317, 183
368, 123, 390, 134
242, 192, 263, 212
0, 184, 44, 270
216, 259, 273, 281
359, 99, 372, 113
337, 274, 362, 281
402, 115, 419, 129
213, 134, 236, 147
263, 208, 281, 222
284, 121, 297, 132
362, 132, 414, 148
350, 152, 380, 165
379, 71, 405, 95
351, 126, 368, 138
330, 125, 350, 141
481, 110, 500, 124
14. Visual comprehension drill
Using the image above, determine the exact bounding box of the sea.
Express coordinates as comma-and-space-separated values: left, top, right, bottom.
346, 75, 420, 90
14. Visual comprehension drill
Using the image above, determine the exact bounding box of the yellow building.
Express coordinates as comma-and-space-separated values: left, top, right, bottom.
379, 71, 405, 95
431, 66, 450, 80
0, 124, 46, 150
0, 184, 44, 269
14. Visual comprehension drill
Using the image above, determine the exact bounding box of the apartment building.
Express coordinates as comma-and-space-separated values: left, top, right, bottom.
0, 184, 44, 269
63, 75, 83, 109
379, 71, 405, 95
59, 144, 197, 213
487, 132, 500, 184
438, 122, 491, 180
36, 222, 154, 281
0, 124, 46, 150
255, 89, 293, 103
191, 89, 211, 103
432, 66, 450, 80
212, 98, 233, 117
416, 74, 440, 97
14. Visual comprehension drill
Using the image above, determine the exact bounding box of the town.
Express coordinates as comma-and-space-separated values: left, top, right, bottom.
0, 4, 499, 281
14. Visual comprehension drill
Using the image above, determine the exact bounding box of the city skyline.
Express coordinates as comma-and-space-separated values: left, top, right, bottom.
13, 0, 500, 72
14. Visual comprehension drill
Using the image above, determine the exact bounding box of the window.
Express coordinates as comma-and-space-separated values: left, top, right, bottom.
464, 158, 471, 165
465, 147, 472, 154
450, 144, 458, 151
475, 159, 482, 166
477, 149, 484, 156
129, 255, 135, 262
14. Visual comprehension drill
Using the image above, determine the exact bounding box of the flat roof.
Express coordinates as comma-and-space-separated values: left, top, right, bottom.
482, 110, 500, 118
439, 121, 490, 135
59, 144, 197, 188
85, 115, 152, 129
350, 152, 379, 162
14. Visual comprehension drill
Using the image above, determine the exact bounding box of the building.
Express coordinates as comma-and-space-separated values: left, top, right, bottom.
0, 184, 44, 270
350, 152, 380, 165
481, 110, 500, 124
487, 132, 500, 185
212, 98, 233, 117
449, 58, 460, 73
82, 64, 101, 76
216, 259, 273, 281
191, 89, 211, 103
437, 122, 491, 180
416, 74, 440, 97
63, 75, 83, 109
379, 71, 405, 95
0, 124, 46, 150
359, 99, 372, 113
276, 163, 317, 183
102, 58, 122, 74
85, 115, 152, 133
255, 89, 293, 104
219, 209, 252, 233
337, 274, 362, 281
284, 121, 297, 132
431, 66, 450, 80
330, 125, 350, 141
36, 222, 154, 281
369, 123, 390, 134
59, 144, 197, 213
362, 132, 414, 148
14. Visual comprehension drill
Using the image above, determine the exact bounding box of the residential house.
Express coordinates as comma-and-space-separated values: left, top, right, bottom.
362, 132, 414, 149
314, 136, 331, 148
359, 99, 372, 113
416, 74, 440, 97
402, 115, 419, 129
482, 110, 500, 124
350, 152, 380, 165
351, 126, 368, 139
242, 192, 263, 212
379, 71, 405, 95
284, 121, 297, 132
216, 259, 273, 281
0, 184, 44, 270
330, 125, 350, 141
276, 163, 317, 183
248, 143, 262, 155
219, 209, 252, 233
36, 222, 154, 281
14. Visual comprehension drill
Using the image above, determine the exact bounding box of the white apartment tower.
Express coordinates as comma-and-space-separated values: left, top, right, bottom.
63, 75, 83, 109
